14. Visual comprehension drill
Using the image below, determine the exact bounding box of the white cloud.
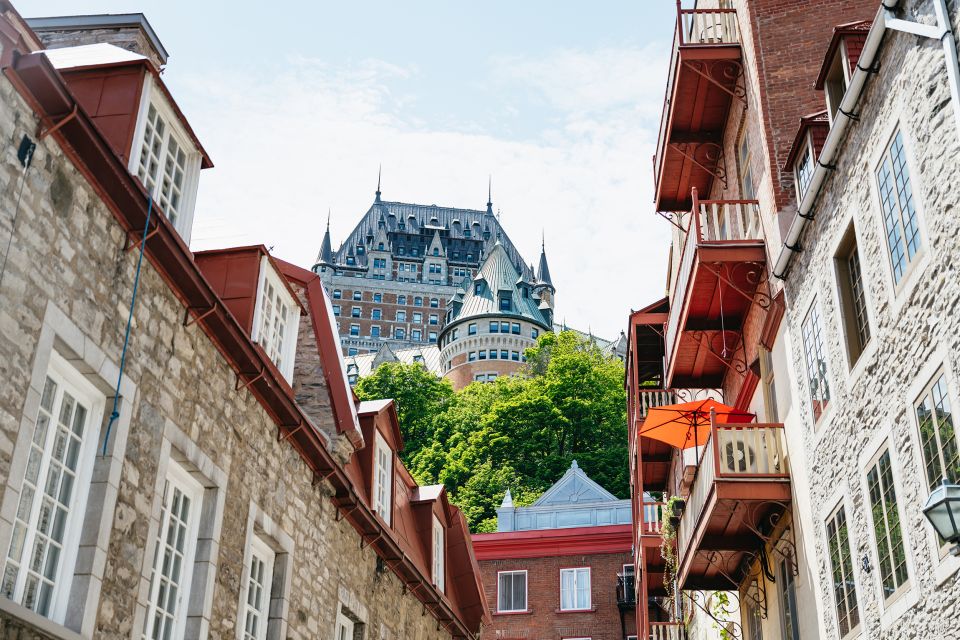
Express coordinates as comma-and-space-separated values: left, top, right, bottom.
181, 45, 671, 338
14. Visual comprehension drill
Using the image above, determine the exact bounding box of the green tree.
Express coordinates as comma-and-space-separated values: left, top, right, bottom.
353, 361, 453, 460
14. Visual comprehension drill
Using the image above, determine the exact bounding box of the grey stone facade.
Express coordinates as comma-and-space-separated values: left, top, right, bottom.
781, 1, 960, 636
0, 17, 476, 640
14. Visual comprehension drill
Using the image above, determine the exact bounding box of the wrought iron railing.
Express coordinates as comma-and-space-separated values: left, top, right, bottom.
617, 573, 637, 606
676, 420, 789, 564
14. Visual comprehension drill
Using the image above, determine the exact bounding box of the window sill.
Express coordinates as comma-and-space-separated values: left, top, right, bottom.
879, 582, 918, 630
493, 609, 532, 616
555, 607, 597, 614
0, 599, 86, 640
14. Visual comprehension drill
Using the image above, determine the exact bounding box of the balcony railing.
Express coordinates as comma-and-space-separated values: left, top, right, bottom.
676, 422, 789, 561
641, 501, 664, 535
637, 389, 678, 419
654, 4, 742, 200
617, 573, 637, 606
665, 190, 761, 377
650, 622, 688, 640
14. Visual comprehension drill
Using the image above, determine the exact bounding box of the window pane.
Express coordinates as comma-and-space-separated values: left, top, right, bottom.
802, 304, 830, 421
826, 506, 859, 636
867, 451, 908, 599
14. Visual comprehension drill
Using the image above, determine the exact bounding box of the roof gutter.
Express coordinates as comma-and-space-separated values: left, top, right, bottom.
773, 5, 888, 279
774, 0, 960, 280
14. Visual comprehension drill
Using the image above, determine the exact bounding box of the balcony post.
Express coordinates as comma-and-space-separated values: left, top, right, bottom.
711, 407, 721, 478
676, 0, 684, 46
691, 187, 702, 242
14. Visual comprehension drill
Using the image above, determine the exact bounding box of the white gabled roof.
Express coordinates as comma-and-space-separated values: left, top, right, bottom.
43, 43, 146, 70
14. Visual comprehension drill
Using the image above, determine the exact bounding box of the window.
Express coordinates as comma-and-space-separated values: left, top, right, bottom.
499, 296, 512, 311
334, 609, 354, 640
489, 350, 498, 360
826, 505, 860, 637
866, 449, 909, 601
835, 224, 871, 365
415, 296, 423, 306
373, 258, 386, 269
394, 328, 405, 340
428, 332, 437, 341
141, 461, 203, 640
511, 323, 520, 335
345, 256, 355, 266
396, 311, 407, 322
876, 129, 921, 285
398, 295, 407, 305
511, 351, 519, 361
372, 309, 382, 320
560, 567, 591, 610
332, 305, 341, 317
135, 102, 197, 237
412, 330, 422, 341
241, 536, 275, 640
468, 352, 477, 362
468, 323, 477, 336
349, 324, 359, 337
478, 351, 487, 360
413, 312, 423, 324
452, 329, 459, 341
501, 350, 509, 360
795, 141, 814, 200
430, 298, 439, 308
497, 571, 527, 612
500, 322, 509, 333
353, 290, 362, 301
475, 282, 484, 295
915, 371, 960, 492
490, 322, 499, 333
253, 260, 300, 381
744, 581, 763, 640
824, 43, 849, 123
351, 307, 361, 318
432, 517, 445, 592
738, 128, 755, 199
425, 314, 436, 326
371, 326, 380, 338
373, 293, 382, 303
347, 348, 358, 356
0, 358, 100, 621
333, 289, 342, 299
778, 557, 799, 640
531, 329, 539, 339
801, 303, 830, 422
373, 431, 393, 524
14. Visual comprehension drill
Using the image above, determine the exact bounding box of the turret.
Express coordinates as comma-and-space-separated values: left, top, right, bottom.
534, 233, 556, 310
313, 211, 335, 273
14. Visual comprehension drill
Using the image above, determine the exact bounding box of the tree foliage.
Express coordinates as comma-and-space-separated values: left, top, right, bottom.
356, 332, 628, 532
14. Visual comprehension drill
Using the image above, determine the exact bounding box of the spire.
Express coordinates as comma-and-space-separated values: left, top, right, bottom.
537, 231, 554, 288
318, 209, 333, 264
486, 175, 493, 215
375, 165, 382, 203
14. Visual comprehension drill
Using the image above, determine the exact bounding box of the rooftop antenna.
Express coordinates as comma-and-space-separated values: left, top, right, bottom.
486, 175, 493, 215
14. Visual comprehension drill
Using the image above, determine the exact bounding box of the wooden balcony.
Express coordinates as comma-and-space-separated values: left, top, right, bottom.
650, 622, 688, 640
664, 191, 765, 389
675, 421, 791, 590
654, 3, 744, 211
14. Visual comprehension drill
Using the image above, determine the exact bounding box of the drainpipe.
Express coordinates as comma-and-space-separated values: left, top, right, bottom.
773, 0, 960, 279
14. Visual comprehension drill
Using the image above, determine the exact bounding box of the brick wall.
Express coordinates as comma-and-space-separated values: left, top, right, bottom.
479, 552, 636, 640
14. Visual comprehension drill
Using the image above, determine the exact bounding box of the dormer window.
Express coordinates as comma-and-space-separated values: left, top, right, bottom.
134, 100, 200, 240
373, 431, 392, 524
475, 282, 485, 295
499, 295, 512, 312
252, 257, 300, 381
378, 243, 385, 250
433, 248, 440, 256
823, 42, 850, 124
432, 516, 445, 592
795, 140, 815, 200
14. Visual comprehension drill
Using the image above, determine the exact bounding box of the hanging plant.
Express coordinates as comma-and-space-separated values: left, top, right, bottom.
660, 495, 684, 613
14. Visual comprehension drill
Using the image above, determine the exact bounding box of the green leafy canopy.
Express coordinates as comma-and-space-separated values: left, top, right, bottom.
354, 331, 628, 532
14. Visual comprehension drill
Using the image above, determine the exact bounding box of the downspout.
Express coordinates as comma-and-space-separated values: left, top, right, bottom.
774, 0, 960, 279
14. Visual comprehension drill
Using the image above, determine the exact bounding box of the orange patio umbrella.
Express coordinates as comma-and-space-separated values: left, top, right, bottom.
640, 398, 753, 450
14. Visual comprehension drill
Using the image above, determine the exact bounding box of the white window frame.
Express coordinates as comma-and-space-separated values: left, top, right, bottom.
239, 535, 275, 640
794, 134, 815, 202
127, 74, 202, 243
432, 516, 445, 593
1, 352, 104, 624
251, 257, 301, 382
141, 459, 204, 640
559, 567, 591, 611
373, 431, 393, 525
800, 299, 831, 426
496, 570, 528, 613
334, 608, 354, 640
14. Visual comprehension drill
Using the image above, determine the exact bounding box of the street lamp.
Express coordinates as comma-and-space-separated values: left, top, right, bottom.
922, 480, 960, 555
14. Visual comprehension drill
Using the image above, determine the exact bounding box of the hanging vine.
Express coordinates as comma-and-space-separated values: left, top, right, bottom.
660, 495, 685, 613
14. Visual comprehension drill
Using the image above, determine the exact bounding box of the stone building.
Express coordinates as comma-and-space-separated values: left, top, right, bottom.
472, 461, 637, 640
774, 1, 960, 638
313, 183, 556, 358
437, 241, 554, 389
623, 0, 875, 639
0, 6, 486, 640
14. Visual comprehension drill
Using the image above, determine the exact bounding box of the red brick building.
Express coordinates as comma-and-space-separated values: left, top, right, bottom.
473, 462, 637, 640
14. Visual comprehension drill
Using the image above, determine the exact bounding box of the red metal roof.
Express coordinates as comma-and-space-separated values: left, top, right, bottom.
814, 20, 873, 90
472, 524, 632, 560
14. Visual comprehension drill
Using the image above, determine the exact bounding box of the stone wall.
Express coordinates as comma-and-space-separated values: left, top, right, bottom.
782, 2, 960, 636
0, 68, 454, 640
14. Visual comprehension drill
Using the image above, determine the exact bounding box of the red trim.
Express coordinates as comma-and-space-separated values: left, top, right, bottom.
472, 524, 631, 560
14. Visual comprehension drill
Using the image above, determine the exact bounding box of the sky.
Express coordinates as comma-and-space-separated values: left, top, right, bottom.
18, 0, 676, 338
